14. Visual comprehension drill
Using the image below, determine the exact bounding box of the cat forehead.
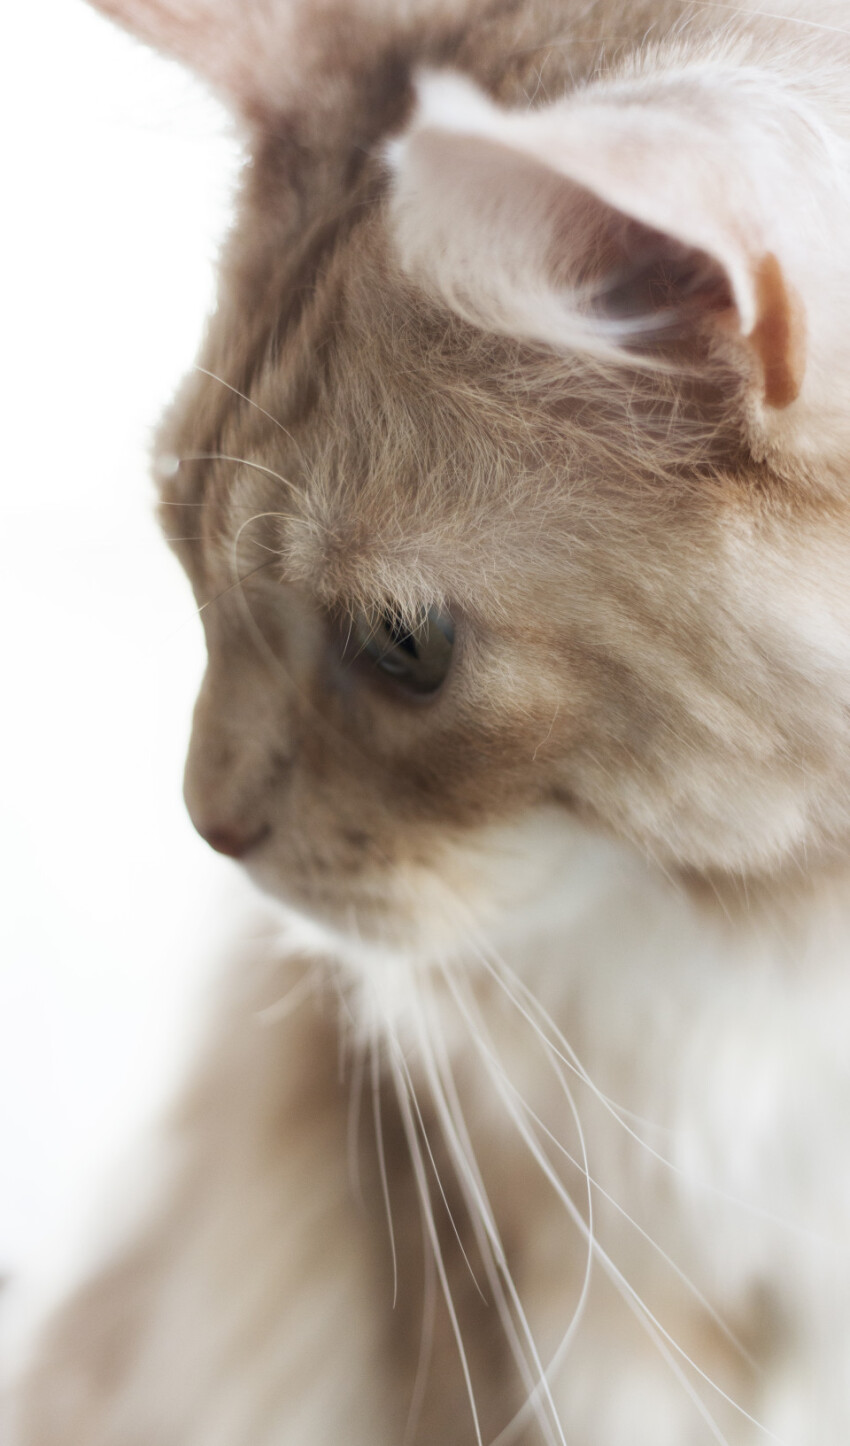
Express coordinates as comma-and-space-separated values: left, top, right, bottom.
159, 339, 738, 631
156, 266, 592, 612
193, 439, 562, 620
155, 117, 763, 618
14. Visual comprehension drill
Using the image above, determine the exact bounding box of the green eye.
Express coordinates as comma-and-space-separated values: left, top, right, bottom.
348, 604, 455, 696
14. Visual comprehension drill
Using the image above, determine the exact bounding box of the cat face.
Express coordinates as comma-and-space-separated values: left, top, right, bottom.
96, 0, 850, 944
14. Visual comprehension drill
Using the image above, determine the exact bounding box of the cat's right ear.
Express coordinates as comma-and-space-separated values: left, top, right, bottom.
387, 71, 846, 442
84, 0, 288, 121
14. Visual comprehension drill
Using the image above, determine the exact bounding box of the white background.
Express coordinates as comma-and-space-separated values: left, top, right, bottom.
1, 1, 256, 1332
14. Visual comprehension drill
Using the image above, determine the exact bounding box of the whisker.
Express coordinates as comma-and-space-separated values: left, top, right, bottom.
445, 969, 779, 1445
371, 1024, 399, 1308
346, 1030, 368, 1213
389, 1040, 485, 1446
180, 452, 306, 502
394, 1043, 488, 1303
226, 544, 293, 681
196, 559, 278, 619
193, 366, 305, 454
538, 1096, 758, 1371
454, 957, 758, 1375
254, 969, 317, 1026
419, 968, 567, 1446
471, 936, 841, 1252
402, 1202, 438, 1446
433, 965, 591, 1445
685, 1, 850, 37
418, 983, 542, 1410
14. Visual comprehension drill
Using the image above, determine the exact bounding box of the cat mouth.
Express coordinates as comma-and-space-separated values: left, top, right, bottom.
241, 850, 444, 951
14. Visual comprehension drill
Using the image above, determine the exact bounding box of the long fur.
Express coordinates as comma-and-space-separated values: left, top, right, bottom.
11, 2, 850, 1442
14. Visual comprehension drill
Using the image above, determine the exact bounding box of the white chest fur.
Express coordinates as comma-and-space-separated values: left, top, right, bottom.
341, 814, 850, 1444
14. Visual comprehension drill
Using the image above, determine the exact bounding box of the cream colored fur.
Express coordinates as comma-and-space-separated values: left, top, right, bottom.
11, 1, 850, 1442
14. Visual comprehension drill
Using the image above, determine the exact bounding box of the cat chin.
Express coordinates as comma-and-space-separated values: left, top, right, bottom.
242, 805, 657, 971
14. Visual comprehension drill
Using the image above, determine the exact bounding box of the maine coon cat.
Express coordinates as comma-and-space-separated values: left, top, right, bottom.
11, 0, 850, 1441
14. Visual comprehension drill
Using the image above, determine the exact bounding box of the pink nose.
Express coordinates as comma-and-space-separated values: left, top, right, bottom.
196, 822, 270, 859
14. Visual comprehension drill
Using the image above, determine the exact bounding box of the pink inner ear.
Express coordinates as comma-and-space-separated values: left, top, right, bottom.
558, 210, 806, 410
547, 191, 807, 410
558, 201, 737, 330
391, 72, 816, 410
750, 254, 806, 409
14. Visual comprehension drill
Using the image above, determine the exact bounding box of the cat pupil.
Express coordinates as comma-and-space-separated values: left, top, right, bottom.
383, 611, 420, 657
348, 603, 454, 694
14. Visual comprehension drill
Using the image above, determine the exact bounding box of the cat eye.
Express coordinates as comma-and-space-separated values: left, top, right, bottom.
346, 604, 455, 696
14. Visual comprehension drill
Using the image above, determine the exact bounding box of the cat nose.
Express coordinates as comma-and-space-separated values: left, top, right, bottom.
182, 660, 288, 862
192, 819, 270, 859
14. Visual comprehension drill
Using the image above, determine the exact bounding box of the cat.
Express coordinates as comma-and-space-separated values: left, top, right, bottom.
10, 0, 850, 1441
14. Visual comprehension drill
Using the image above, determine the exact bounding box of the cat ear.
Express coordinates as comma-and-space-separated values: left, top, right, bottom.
388, 71, 819, 411
84, 1, 287, 119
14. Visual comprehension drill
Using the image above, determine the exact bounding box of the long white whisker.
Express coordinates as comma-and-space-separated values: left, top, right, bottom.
346, 1030, 368, 1213
456, 953, 758, 1373
389, 1040, 484, 1446
445, 969, 781, 1445
472, 936, 840, 1252
684, 1, 850, 37
371, 1025, 399, 1308
533, 1076, 758, 1371
436, 965, 593, 1446
394, 1043, 488, 1302
196, 559, 278, 620
254, 968, 316, 1026
402, 1201, 438, 1446
180, 453, 305, 501
193, 366, 305, 454
224, 510, 304, 690
417, 970, 566, 1446
433, 971, 595, 1446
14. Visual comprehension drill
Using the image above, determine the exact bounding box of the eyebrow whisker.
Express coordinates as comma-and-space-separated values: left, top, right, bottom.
196, 558, 278, 619
180, 452, 306, 502
193, 366, 305, 456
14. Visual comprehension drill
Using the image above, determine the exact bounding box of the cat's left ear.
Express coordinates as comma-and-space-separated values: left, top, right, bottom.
388, 71, 840, 417
84, 0, 291, 119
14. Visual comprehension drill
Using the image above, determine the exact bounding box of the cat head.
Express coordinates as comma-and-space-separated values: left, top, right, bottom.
92, 0, 850, 950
